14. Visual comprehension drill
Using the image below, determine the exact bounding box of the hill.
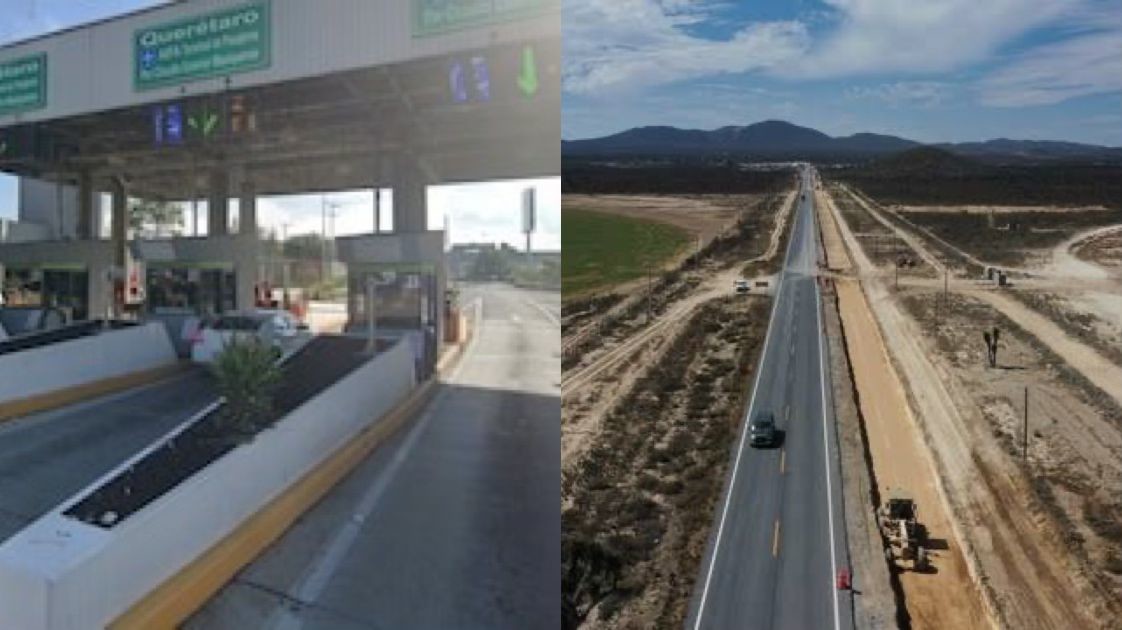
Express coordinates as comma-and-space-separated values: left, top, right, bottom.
563, 121, 1120, 162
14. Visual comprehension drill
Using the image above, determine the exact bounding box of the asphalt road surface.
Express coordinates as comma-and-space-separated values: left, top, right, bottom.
0, 369, 215, 543
686, 167, 853, 630
190, 283, 560, 630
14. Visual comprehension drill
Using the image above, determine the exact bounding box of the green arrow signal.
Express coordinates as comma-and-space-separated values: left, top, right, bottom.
517, 46, 539, 97
188, 111, 220, 138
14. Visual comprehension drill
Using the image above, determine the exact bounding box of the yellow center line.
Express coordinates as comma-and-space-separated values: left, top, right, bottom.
780, 448, 786, 474
772, 519, 781, 557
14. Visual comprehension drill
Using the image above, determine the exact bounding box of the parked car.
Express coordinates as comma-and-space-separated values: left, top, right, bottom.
734, 279, 750, 294
749, 411, 778, 447
190, 309, 310, 363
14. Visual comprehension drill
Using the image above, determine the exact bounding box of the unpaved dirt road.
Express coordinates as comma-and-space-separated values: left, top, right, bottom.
820, 188, 990, 629
825, 184, 1110, 629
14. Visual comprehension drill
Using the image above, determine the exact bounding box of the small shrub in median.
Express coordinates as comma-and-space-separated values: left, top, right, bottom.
210, 337, 283, 441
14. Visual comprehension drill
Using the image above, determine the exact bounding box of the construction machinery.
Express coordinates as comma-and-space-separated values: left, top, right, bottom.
878, 490, 929, 571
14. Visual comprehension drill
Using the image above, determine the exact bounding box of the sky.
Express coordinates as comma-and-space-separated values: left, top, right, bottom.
0, 0, 560, 251
563, 0, 1122, 144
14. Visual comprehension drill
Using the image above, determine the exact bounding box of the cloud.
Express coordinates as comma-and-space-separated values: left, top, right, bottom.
788, 0, 1076, 78
563, 0, 808, 94
976, 16, 1122, 106
844, 81, 952, 107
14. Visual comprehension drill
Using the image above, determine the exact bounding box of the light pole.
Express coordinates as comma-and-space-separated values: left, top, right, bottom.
320, 197, 342, 281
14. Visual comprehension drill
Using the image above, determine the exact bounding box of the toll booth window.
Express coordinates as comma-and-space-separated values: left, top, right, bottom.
2, 269, 88, 321
349, 272, 428, 329
3, 269, 43, 308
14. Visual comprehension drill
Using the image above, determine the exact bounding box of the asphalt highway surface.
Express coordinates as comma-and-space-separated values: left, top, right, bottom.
190, 283, 560, 630
686, 167, 853, 630
0, 369, 215, 543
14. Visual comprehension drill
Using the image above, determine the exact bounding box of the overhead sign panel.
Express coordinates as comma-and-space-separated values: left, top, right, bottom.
413, 0, 557, 37
134, 1, 272, 91
0, 54, 47, 116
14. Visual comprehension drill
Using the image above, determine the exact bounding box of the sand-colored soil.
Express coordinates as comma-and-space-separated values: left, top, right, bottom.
895, 204, 1112, 215
820, 194, 990, 628
826, 185, 1117, 629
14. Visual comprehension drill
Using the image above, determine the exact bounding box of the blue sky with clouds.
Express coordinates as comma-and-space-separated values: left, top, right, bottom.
0, 0, 560, 250
563, 0, 1122, 144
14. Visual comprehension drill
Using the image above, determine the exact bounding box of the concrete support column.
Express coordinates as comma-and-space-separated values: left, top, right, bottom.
392, 161, 428, 234
235, 250, 258, 311
77, 171, 94, 240
110, 179, 128, 318
208, 170, 229, 236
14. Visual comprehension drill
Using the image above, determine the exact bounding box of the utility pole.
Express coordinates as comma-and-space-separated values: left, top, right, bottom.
321, 195, 328, 281
280, 222, 291, 307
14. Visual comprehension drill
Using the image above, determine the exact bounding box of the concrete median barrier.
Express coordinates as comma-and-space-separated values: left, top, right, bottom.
0, 339, 416, 630
0, 323, 179, 421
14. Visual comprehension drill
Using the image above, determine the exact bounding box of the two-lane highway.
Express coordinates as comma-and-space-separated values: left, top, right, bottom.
687, 167, 852, 630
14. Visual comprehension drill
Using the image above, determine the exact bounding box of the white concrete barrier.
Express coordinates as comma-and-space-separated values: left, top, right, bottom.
0, 339, 416, 630
0, 323, 177, 404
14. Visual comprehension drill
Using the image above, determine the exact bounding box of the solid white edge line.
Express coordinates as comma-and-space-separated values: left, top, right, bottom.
523, 294, 561, 328
813, 175, 843, 630
692, 170, 804, 630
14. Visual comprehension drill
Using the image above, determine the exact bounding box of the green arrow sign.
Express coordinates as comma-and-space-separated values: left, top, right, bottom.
188, 110, 220, 137
517, 46, 539, 97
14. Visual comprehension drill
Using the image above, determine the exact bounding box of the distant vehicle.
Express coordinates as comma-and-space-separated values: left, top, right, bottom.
734, 279, 750, 294
749, 411, 778, 447
190, 309, 310, 363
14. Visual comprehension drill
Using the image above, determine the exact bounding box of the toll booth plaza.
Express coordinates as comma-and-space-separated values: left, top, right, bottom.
0, 2, 558, 628
0, 0, 558, 347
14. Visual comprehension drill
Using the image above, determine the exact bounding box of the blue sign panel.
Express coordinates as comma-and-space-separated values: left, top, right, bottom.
153, 103, 185, 146
449, 60, 468, 103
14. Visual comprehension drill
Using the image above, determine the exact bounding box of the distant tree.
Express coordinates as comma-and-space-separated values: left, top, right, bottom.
129, 200, 184, 237
469, 248, 513, 280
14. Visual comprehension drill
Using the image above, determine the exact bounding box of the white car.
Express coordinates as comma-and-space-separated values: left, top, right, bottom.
734, 279, 751, 294
190, 310, 310, 363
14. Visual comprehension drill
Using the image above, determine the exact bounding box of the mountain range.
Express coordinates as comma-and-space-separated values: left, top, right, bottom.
562, 120, 1122, 162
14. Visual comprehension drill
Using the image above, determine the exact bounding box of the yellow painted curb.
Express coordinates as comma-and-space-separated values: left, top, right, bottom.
0, 363, 187, 423
109, 378, 438, 630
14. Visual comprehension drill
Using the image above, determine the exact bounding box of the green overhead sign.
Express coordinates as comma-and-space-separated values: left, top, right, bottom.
413, 0, 557, 37
0, 54, 47, 116
134, 1, 271, 91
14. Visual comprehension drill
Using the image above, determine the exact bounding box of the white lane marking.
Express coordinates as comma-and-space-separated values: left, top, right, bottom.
523, 295, 561, 327
267, 389, 448, 630
813, 187, 843, 630
267, 300, 485, 629
693, 174, 804, 630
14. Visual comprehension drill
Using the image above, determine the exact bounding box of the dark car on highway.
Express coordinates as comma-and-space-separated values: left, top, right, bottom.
749, 411, 778, 447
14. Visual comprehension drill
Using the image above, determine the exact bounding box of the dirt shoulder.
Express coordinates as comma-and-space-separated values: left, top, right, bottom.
820, 281, 899, 628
